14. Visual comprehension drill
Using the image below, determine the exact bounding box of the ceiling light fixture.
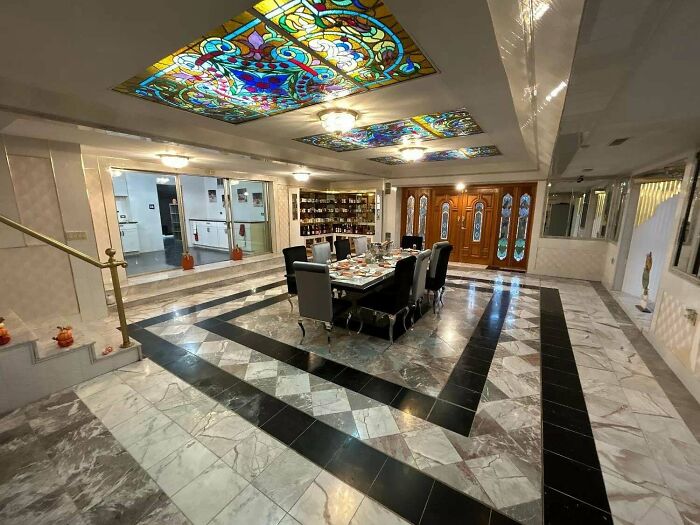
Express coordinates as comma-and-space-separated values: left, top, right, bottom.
455, 182, 466, 191
399, 146, 427, 162
159, 154, 190, 169
293, 171, 311, 182
318, 109, 358, 133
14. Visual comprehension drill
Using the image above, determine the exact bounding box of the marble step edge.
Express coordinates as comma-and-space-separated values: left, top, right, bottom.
108, 265, 284, 310
0, 307, 39, 353
32, 336, 141, 365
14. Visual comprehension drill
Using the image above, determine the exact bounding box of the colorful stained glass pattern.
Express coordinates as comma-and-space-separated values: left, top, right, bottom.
295, 107, 483, 151
114, 1, 434, 124
497, 193, 512, 261
371, 145, 501, 165
418, 195, 428, 239
440, 202, 450, 240
472, 202, 484, 242
406, 195, 415, 235
514, 193, 531, 262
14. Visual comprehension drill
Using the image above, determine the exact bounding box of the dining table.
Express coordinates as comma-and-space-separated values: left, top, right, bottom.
328, 248, 420, 293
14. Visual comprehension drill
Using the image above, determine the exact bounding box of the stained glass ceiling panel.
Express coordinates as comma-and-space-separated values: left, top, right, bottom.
370, 145, 501, 164
295, 107, 483, 151
114, 0, 435, 124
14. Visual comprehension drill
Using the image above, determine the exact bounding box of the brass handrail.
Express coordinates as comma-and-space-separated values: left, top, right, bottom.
0, 214, 132, 348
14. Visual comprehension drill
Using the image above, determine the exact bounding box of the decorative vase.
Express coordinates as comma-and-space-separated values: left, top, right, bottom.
182, 252, 195, 270
53, 326, 74, 348
0, 317, 10, 346
231, 245, 243, 261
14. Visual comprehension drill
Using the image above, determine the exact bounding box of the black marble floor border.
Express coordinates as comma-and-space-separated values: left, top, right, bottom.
130, 324, 518, 525
446, 274, 541, 291
539, 287, 613, 524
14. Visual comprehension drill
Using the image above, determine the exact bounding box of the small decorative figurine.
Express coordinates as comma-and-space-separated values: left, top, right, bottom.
53, 326, 74, 347
637, 252, 652, 313
0, 317, 11, 346
181, 251, 195, 270
231, 245, 243, 261
102, 346, 114, 356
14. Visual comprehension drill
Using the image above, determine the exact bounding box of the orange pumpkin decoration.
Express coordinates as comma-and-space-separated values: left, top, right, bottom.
231, 245, 243, 261
53, 326, 74, 348
181, 252, 195, 270
0, 317, 10, 346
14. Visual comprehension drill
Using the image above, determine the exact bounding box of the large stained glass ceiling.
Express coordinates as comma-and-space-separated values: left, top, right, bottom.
294, 107, 483, 151
370, 145, 501, 164
114, 1, 435, 124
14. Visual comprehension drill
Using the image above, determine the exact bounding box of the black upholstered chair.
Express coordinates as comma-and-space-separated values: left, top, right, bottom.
356, 255, 416, 344
334, 238, 351, 262
426, 243, 453, 312
293, 261, 350, 343
282, 245, 307, 311
401, 235, 423, 250
408, 249, 432, 325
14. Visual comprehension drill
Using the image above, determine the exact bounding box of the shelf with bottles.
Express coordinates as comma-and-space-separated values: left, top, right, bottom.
298, 189, 376, 237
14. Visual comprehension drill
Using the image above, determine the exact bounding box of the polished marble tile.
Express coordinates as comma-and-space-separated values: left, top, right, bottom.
146, 438, 218, 497
290, 471, 364, 525
211, 483, 286, 525
125, 420, 191, 470
253, 449, 321, 512
368, 457, 434, 524
220, 428, 286, 481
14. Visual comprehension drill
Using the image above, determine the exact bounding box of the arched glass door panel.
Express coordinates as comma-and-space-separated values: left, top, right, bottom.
418, 194, 428, 239
497, 193, 512, 260
406, 195, 415, 235
472, 202, 484, 242
514, 193, 531, 262
440, 202, 450, 240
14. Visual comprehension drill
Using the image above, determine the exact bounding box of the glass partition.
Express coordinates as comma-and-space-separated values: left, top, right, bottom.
542, 178, 628, 241
229, 179, 272, 255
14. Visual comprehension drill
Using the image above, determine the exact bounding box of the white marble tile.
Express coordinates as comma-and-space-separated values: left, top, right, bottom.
350, 496, 410, 525
221, 428, 286, 481
276, 374, 311, 397
172, 459, 249, 525
196, 411, 255, 457
111, 405, 171, 447
465, 454, 539, 508
74, 371, 123, 398
290, 471, 364, 525
403, 427, 462, 469
603, 471, 683, 525
81, 382, 152, 429
353, 406, 400, 439
125, 420, 192, 469
245, 361, 279, 380
147, 439, 218, 497
312, 388, 352, 416
253, 449, 321, 512
211, 483, 286, 525
595, 440, 668, 496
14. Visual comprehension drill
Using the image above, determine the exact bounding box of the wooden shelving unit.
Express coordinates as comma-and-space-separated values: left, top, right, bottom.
299, 190, 376, 237
169, 203, 182, 241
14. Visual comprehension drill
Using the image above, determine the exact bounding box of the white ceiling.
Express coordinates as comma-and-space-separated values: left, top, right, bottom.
0, 0, 586, 181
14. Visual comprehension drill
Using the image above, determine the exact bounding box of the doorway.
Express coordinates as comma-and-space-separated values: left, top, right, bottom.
229, 179, 272, 255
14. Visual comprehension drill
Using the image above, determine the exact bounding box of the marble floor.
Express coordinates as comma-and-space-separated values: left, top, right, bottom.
2, 269, 699, 525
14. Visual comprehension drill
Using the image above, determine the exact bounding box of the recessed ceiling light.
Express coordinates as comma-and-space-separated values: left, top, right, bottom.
293, 171, 311, 182
455, 182, 466, 191
399, 146, 427, 162
159, 154, 189, 169
318, 109, 358, 133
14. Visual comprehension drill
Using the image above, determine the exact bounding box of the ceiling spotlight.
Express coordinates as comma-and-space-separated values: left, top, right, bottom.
455, 182, 466, 191
399, 146, 427, 162
159, 154, 189, 169
318, 109, 358, 133
293, 171, 310, 182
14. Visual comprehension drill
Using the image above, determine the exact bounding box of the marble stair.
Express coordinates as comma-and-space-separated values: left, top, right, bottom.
0, 308, 141, 413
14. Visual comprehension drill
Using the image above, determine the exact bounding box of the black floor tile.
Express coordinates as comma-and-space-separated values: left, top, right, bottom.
325, 438, 387, 493
438, 383, 482, 411
544, 451, 611, 513
489, 510, 521, 524
235, 393, 286, 427
446, 369, 487, 393
427, 400, 475, 436
543, 487, 612, 525
167, 354, 221, 384
421, 481, 491, 524
542, 400, 593, 437
467, 334, 499, 349
543, 423, 601, 469
333, 367, 372, 391
451, 355, 493, 376
541, 353, 580, 375
368, 457, 434, 524
541, 381, 588, 412
215, 381, 262, 411
192, 371, 239, 398
540, 343, 576, 361
359, 377, 403, 405
291, 421, 352, 468
286, 353, 344, 380
260, 405, 315, 445
390, 389, 436, 419
541, 366, 582, 390
461, 344, 497, 363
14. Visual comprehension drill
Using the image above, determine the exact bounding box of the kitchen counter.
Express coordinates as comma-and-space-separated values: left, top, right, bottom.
189, 218, 226, 223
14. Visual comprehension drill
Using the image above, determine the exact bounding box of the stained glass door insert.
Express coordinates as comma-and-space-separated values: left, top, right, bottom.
497, 193, 512, 261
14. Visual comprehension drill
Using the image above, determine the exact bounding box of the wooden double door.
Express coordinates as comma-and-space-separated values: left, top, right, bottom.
400, 183, 536, 270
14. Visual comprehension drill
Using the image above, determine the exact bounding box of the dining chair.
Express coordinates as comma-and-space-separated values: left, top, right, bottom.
408, 249, 432, 326
334, 238, 351, 261
428, 241, 450, 280
426, 243, 453, 312
356, 255, 416, 344
354, 236, 368, 256
311, 241, 331, 263
282, 245, 308, 311
293, 261, 351, 343
401, 235, 423, 249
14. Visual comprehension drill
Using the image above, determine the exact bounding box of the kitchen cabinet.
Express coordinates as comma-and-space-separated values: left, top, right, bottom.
112, 175, 128, 197
190, 220, 228, 250
119, 223, 140, 253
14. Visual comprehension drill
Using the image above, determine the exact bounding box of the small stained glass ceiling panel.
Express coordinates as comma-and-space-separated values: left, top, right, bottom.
114, 1, 435, 124
370, 145, 501, 165
295, 107, 483, 151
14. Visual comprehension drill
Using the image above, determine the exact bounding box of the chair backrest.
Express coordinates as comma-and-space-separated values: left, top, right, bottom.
354, 236, 368, 255
392, 255, 417, 311
282, 245, 307, 294
429, 241, 450, 278
430, 244, 453, 290
410, 249, 432, 304
334, 238, 351, 261
311, 242, 331, 264
401, 235, 423, 250
293, 261, 333, 323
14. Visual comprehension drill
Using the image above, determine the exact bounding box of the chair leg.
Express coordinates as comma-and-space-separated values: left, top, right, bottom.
402, 306, 410, 333
439, 286, 445, 306
297, 319, 305, 343
388, 314, 395, 344
323, 322, 332, 344
287, 294, 294, 312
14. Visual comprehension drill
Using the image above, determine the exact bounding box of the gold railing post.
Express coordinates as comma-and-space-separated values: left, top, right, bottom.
106, 248, 132, 348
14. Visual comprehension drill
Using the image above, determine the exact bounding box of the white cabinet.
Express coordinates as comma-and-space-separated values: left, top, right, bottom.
191, 220, 228, 250
119, 223, 140, 253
